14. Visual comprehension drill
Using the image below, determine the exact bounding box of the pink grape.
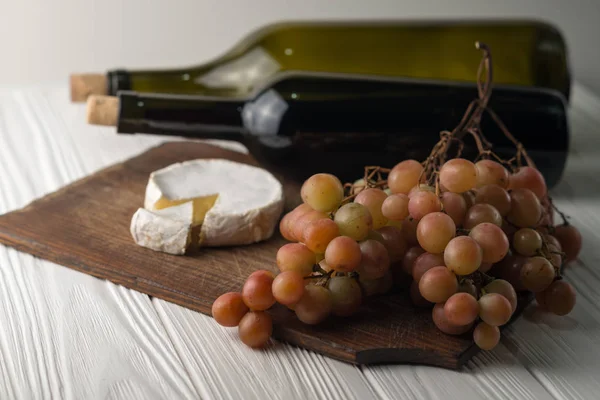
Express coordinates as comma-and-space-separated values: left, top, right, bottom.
381, 193, 410, 221
408, 190, 442, 220
417, 212, 456, 254
439, 158, 478, 193
475, 159, 509, 188
509, 166, 547, 199
469, 223, 509, 263
388, 160, 424, 194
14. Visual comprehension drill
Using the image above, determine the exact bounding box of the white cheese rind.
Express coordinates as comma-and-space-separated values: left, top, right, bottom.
144, 159, 284, 247
130, 202, 193, 255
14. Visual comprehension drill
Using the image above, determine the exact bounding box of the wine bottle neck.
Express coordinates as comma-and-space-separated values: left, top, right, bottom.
117, 91, 246, 140
107, 70, 132, 94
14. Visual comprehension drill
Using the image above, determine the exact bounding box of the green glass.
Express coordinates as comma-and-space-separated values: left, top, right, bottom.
107, 20, 570, 99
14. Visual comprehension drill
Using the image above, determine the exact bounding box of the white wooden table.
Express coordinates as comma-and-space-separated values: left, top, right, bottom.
0, 83, 599, 400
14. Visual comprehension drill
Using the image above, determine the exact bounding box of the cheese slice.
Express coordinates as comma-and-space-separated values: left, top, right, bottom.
143, 159, 284, 247
130, 202, 193, 255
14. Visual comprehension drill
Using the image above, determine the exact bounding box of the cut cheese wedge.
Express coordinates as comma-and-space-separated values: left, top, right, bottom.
130, 202, 193, 255
142, 159, 284, 247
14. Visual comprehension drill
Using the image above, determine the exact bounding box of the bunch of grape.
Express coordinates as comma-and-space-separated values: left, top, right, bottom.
211, 159, 581, 350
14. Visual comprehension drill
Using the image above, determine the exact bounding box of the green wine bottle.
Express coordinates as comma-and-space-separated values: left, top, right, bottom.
70, 20, 570, 101
86, 73, 569, 187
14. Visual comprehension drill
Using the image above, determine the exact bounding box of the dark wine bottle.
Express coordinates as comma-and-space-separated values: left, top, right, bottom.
87, 73, 568, 187
71, 20, 570, 101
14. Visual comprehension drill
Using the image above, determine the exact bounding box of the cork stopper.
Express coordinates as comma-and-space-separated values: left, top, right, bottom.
70, 73, 107, 102
86, 95, 119, 126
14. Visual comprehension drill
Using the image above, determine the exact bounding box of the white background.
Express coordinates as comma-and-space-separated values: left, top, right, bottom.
0, 0, 599, 92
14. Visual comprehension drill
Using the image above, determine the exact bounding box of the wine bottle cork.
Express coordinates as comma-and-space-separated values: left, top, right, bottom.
86, 95, 119, 127
70, 73, 107, 102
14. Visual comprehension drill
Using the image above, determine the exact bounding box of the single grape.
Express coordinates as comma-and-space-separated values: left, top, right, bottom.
401, 217, 419, 246
507, 188, 542, 228
279, 212, 297, 241
457, 280, 478, 298
242, 271, 276, 311
463, 191, 476, 209
464, 203, 502, 229
417, 212, 456, 254
212, 292, 249, 327
478, 293, 513, 326
444, 293, 479, 326
410, 280, 432, 307
444, 236, 483, 275
293, 210, 328, 243
553, 224, 582, 263
355, 188, 389, 229
543, 234, 562, 252
408, 184, 436, 198
376, 226, 407, 262
513, 228, 542, 257
543, 280, 576, 316
327, 276, 362, 317
520, 256, 555, 292
295, 285, 333, 324
408, 191, 442, 221
432, 303, 474, 335
280, 204, 313, 241
547, 250, 563, 270
388, 160, 424, 194
475, 159, 509, 188
272, 271, 305, 306
277, 243, 315, 276
334, 202, 373, 241
238, 311, 273, 348
325, 236, 362, 273
301, 173, 344, 212
248, 270, 276, 280
381, 193, 410, 221
469, 223, 509, 263
441, 192, 468, 226
439, 158, 478, 193
303, 218, 340, 254
402, 246, 426, 275
419, 266, 458, 303
509, 166, 547, 199
351, 179, 366, 195
474, 184, 511, 216
491, 252, 527, 291
412, 252, 445, 282
360, 270, 394, 297
357, 239, 391, 280
473, 322, 500, 350
483, 279, 518, 313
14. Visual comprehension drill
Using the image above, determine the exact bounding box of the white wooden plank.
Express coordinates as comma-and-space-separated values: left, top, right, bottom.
153, 300, 378, 400
0, 87, 202, 399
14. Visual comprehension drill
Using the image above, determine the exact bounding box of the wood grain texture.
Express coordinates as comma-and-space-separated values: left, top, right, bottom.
0, 140, 531, 369
0, 83, 598, 399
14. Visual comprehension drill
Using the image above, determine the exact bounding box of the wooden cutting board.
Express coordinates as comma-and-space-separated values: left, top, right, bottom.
0, 141, 529, 369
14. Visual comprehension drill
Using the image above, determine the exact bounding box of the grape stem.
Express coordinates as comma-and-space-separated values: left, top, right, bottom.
547, 196, 570, 226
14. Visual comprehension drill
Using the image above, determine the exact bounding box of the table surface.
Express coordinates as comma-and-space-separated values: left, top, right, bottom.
0, 83, 599, 400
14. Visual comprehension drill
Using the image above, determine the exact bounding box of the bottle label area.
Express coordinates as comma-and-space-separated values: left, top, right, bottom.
195, 47, 281, 93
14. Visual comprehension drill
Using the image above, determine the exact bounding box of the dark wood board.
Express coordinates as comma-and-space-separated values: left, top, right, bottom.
0, 142, 530, 369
